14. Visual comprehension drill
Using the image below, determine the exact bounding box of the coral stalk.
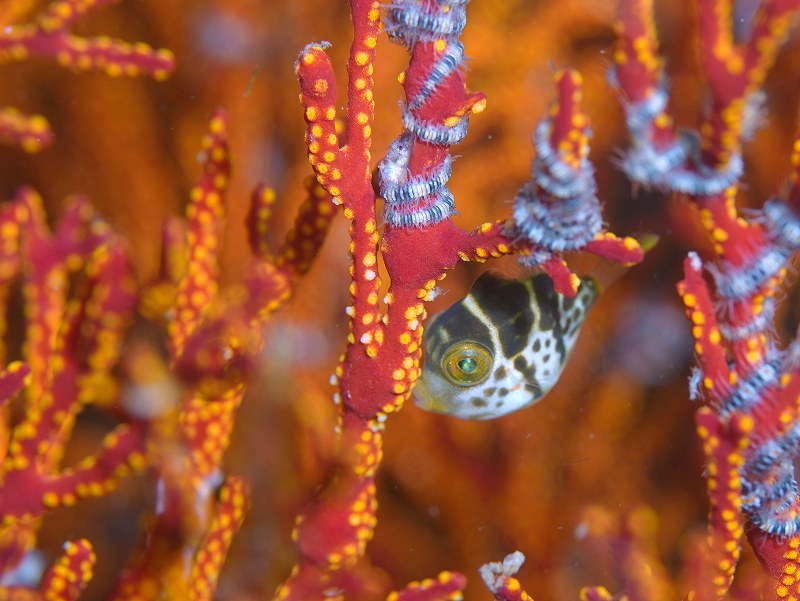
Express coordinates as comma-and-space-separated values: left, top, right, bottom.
0, 0, 174, 152
281, 0, 643, 598
613, 0, 800, 598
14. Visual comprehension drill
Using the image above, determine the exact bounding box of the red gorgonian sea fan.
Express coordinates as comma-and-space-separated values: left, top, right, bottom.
14, 0, 800, 599
276, 0, 641, 598
0, 0, 174, 153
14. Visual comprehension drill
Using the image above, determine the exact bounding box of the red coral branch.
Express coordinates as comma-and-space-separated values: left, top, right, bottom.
167, 111, 230, 360
0, 109, 52, 153
614, 0, 800, 599
693, 408, 750, 601
187, 476, 250, 601
38, 539, 96, 601
247, 177, 337, 289
0, 186, 145, 581
386, 571, 467, 601
677, 255, 731, 399
0, 0, 174, 79
0, 0, 174, 152
480, 552, 534, 601
105, 109, 334, 598
281, 0, 647, 596
697, 0, 800, 168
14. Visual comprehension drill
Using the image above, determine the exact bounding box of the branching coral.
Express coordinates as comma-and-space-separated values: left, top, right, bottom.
277, 0, 641, 599
0, 103, 336, 598
480, 1, 800, 601
102, 107, 339, 598
0, 0, 174, 153
609, 0, 800, 598
6, 0, 800, 599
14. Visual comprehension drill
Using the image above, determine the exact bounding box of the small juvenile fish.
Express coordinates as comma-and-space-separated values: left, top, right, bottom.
415, 271, 598, 420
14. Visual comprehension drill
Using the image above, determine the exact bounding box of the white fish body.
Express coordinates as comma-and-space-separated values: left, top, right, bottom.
414, 272, 598, 420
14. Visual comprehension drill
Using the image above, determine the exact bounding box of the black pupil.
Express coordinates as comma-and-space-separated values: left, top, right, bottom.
457, 357, 478, 373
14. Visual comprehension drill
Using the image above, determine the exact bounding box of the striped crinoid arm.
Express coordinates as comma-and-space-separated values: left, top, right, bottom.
613, 2, 800, 599
281, 1, 645, 597
610, 0, 794, 200
609, 0, 692, 190
511, 69, 643, 296
678, 212, 800, 600
380, 0, 483, 229
682, 0, 800, 420
374, 0, 493, 428
611, 0, 793, 284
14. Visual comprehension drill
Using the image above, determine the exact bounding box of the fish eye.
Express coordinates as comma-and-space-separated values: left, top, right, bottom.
442, 342, 493, 386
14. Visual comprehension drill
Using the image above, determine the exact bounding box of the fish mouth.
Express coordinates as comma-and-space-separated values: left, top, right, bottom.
412, 376, 456, 415
411, 377, 439, 412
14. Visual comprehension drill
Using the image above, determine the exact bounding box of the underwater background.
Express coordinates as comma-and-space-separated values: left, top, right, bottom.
3, 0, 800, 599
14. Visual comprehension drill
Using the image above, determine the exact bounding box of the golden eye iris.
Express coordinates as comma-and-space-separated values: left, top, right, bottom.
442, 341, 493, 386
